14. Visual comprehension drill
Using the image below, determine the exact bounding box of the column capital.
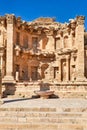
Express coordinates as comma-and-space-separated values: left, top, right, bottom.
6, 14, 15, 24
76, 16, 85, 25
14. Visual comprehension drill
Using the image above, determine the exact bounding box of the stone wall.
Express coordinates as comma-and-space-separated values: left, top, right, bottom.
2, 82, 87, 98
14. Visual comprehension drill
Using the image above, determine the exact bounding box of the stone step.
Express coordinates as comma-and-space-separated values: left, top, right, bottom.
0, 123, 86, 130
0, 111, 87, 118
0, 117, 87, 124
0, 116, 87, 124
0, 99, 87, 129
0, 107, 56, 112
0, 107, 87, 112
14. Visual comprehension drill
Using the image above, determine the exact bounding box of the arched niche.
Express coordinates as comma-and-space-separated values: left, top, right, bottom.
23, 35, 28, 49
32, 37, 38, 52
55, 37, 61, 49
64, 36, 68, 48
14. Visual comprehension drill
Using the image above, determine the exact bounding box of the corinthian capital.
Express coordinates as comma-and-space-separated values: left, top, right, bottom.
6, 14, 15, 24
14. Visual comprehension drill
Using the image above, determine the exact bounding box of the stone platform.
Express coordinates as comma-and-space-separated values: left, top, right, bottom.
0, 98, 87, 130
2, 82, 87, 98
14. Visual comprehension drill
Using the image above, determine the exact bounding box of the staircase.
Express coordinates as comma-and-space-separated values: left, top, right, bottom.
0, 98, 87, 130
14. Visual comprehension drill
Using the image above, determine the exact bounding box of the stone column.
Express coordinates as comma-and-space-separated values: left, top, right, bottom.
66, 56, 70, 81
0, 51, 4, 104
38, 67, 41, 80
75, 16, 86, 81
0, 54, 3, 98
58, 59, 61, 81
15, 72, 19, 82
0, 29, 4, 47
3, 14, 15, 83
28, 66, 32, 82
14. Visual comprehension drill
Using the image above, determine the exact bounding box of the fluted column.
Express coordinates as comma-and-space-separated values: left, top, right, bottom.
3, 14, 15, 83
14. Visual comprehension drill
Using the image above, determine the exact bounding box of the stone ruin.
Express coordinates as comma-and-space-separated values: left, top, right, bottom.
0, 14, 87, 98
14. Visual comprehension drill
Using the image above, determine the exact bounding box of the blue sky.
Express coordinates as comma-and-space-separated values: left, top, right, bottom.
0, 0, 87, 29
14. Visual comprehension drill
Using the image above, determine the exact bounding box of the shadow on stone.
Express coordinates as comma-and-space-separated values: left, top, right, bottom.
4, 97, 32, 104
49, 94, 59, 99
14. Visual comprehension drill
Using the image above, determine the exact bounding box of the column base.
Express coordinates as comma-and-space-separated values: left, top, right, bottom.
2, 75, 16, 84
76, 76, 87, 82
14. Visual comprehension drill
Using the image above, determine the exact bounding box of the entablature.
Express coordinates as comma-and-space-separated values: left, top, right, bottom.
57, 48, 77, 55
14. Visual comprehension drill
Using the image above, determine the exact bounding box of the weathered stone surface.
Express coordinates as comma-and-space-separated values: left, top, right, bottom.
0, 98, 87, 130
0, 14, 87, 98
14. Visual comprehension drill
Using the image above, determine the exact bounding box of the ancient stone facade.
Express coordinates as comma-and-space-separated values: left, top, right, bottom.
0, 14, 87, 97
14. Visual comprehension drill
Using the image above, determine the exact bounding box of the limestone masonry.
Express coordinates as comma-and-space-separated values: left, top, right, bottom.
0, 14, 87, 98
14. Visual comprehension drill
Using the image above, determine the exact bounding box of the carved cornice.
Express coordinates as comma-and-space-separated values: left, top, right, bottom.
4, 14, 85, 36
57, 48, 77, 55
